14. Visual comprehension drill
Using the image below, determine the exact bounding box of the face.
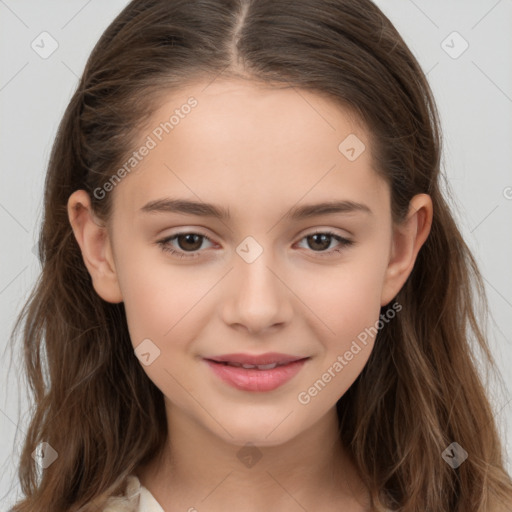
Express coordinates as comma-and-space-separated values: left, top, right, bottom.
102, 78, 399, 447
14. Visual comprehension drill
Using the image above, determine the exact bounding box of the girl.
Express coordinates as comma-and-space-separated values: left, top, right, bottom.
8, 0, 512, 511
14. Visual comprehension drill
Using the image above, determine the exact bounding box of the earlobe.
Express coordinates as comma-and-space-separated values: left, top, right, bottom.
67, 189, 123, 304
380, 193, 433, 307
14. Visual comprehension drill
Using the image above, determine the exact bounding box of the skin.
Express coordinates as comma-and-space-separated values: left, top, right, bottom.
68, 78, 433, 512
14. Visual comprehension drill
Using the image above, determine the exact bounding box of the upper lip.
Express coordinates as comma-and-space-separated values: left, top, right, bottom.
205, 352, 309, 366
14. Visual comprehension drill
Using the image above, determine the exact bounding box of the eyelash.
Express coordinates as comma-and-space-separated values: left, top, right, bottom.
156, 230, 354, 260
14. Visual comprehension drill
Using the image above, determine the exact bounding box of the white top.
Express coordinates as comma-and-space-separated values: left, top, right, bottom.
101, 474, 394, 511
101, 475, 164, 512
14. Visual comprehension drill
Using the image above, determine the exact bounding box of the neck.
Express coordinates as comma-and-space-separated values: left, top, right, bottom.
137, 400, 371, 512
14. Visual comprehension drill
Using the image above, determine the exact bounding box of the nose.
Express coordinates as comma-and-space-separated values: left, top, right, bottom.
221, 246, 293, 335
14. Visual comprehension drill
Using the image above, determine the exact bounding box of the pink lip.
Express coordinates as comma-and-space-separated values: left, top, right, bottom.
206, 352, 306, 366
204, 354, 309, 392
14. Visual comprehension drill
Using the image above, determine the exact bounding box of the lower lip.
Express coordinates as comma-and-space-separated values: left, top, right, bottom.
204, 359, 308, 392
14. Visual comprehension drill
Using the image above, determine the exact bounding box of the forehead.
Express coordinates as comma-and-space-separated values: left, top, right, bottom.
110, 78, 389, 225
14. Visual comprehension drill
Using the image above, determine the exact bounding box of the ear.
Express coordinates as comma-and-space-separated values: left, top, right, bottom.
67, 189, 123, 304
380, 193, 433, 307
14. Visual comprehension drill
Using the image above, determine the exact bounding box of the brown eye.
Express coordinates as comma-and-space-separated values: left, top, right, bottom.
175, 233, 203, 251
297, 230, 354, 257
157, 232, 214, 259
306, 233, 332, 251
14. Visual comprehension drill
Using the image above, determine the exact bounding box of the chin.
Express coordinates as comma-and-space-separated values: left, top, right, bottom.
228, 431, 295, 449
210, 414, 302, 448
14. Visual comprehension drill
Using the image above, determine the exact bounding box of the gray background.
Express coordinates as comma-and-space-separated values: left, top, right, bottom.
1, 0, 511, 507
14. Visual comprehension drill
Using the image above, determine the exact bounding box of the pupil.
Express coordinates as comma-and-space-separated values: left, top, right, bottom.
309, 234, 330, 251
179, 234, 202, 251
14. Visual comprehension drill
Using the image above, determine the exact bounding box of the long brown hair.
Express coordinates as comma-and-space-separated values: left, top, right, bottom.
8, 0, 512, 510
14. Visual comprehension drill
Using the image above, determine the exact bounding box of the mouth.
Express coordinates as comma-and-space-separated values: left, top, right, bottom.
204, 353, 310, 392
206, 360, 305, 370
205, 352, 308, 367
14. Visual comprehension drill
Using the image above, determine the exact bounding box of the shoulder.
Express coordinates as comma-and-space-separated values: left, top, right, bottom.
100, 475, 141, 512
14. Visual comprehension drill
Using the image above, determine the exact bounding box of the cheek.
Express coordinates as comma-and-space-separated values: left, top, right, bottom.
291, 249, 388, 399
294, 283, 383, 411
116, 244, 210, 351
295, 253, 387, 340
118, 258, 211, 405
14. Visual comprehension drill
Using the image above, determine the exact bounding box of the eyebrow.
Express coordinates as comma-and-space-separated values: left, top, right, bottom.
139, 198, 372, 220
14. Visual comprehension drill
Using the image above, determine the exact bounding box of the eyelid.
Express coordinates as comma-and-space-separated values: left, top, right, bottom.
158, 225, 351, 242
296, 225, 353, 239
294, 229, 354, 255
156, 227, 354, 259
157, 229, 215, 249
